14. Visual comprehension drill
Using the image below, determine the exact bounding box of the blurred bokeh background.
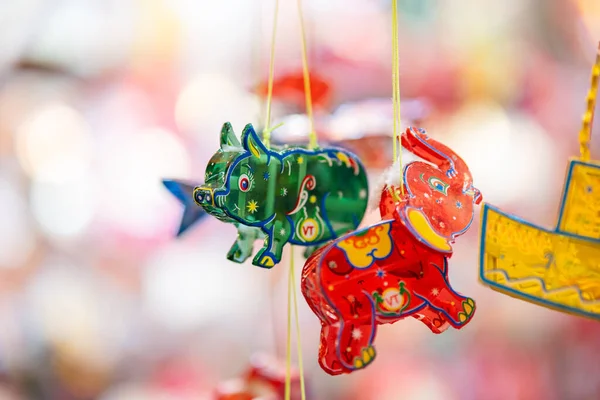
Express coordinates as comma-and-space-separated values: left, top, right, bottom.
1, 0, 600, 399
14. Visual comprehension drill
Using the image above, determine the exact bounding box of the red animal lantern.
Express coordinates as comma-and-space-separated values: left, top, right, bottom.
301, 127, 482, 375
215, 354, 304, 400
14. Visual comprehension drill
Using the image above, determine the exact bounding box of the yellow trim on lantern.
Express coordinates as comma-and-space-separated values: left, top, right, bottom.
406, 208, 452, 252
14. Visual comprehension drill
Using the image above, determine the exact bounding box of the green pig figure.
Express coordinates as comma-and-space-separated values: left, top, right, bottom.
194, 122, 369, 268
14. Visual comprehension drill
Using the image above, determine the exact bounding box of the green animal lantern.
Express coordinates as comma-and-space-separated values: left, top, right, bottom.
194, 122, 369, 268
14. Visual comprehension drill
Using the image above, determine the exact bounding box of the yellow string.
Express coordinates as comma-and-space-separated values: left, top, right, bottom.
259, 1, 309, 396
297, 0, 317, 149
262, 0, 280, 149
389, 0, 404, 200
285, 247, 293, 400
284, 2, 313, 398
579, 42, 600, 162
290, 247, 307, 400
391, 0, 398, 170
285, 246, 306, 400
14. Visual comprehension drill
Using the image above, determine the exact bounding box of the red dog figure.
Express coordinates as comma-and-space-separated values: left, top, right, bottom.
301, 127, 482, 375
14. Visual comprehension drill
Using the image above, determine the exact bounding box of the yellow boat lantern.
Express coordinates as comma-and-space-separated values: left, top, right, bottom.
479, 42, 600, 320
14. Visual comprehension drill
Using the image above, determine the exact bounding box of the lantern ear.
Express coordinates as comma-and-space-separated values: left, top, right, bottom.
220, 122, 240, 149
241, 123, 268, 158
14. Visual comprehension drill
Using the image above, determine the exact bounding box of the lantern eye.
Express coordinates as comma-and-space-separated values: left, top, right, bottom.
238, 173, 252, 192
428, 177, 449, 196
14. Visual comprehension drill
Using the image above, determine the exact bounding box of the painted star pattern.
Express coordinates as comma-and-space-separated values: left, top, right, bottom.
246, 200, 259, 213
263, 172, 270, 180
279, 228, 286, 236
351, 328, 362, 340
281, 187, 288, 196
376, 268, 386, 279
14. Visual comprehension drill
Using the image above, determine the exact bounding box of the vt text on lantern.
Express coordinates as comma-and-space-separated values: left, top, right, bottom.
301, 127, 482, 375
479, 43, 600, 320
192, 122, 369, 268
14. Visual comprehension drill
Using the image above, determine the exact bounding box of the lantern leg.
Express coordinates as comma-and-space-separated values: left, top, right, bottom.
428, 288, 475, 328
413, 307, 450, 334
318, 323, 349, 375
226, 225, 260, 263
413, 259, 475, 328
336, 291, 378, 372
252, 218, 291, 268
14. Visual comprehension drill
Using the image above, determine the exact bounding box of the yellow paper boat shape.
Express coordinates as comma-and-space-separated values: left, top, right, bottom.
480, 160, 600, 320
479, 43, 600, 320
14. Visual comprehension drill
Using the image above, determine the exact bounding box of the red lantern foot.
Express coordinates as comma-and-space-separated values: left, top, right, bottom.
215, 354, 304, 400
301, 127, 482, 375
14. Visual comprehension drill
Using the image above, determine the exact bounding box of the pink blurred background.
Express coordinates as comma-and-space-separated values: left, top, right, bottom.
0, 0, 600, 399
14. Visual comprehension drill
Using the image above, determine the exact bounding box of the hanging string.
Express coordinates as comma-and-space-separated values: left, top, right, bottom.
255, 0, 265, 130
262, 0, 281, 149
283, 1, 314, 398
297, 0, 318, 149
269, 269, 282, 359
284, 247, 307, 400
284, 247, 293, 400
255, 1, 281, 359
390, 0, 404, 200
258, 0, 310, 396
391, 0, 398, 175
579, 41, 600, 162
290, 247, 307, 400
257, 0, 283, 361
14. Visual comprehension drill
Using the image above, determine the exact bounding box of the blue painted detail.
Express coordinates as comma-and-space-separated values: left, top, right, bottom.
478, 203, 600, 320
351, 213, 360, 229
162, 179, 208, 236
320, 192, 336, 237
364, 291, 378, 344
